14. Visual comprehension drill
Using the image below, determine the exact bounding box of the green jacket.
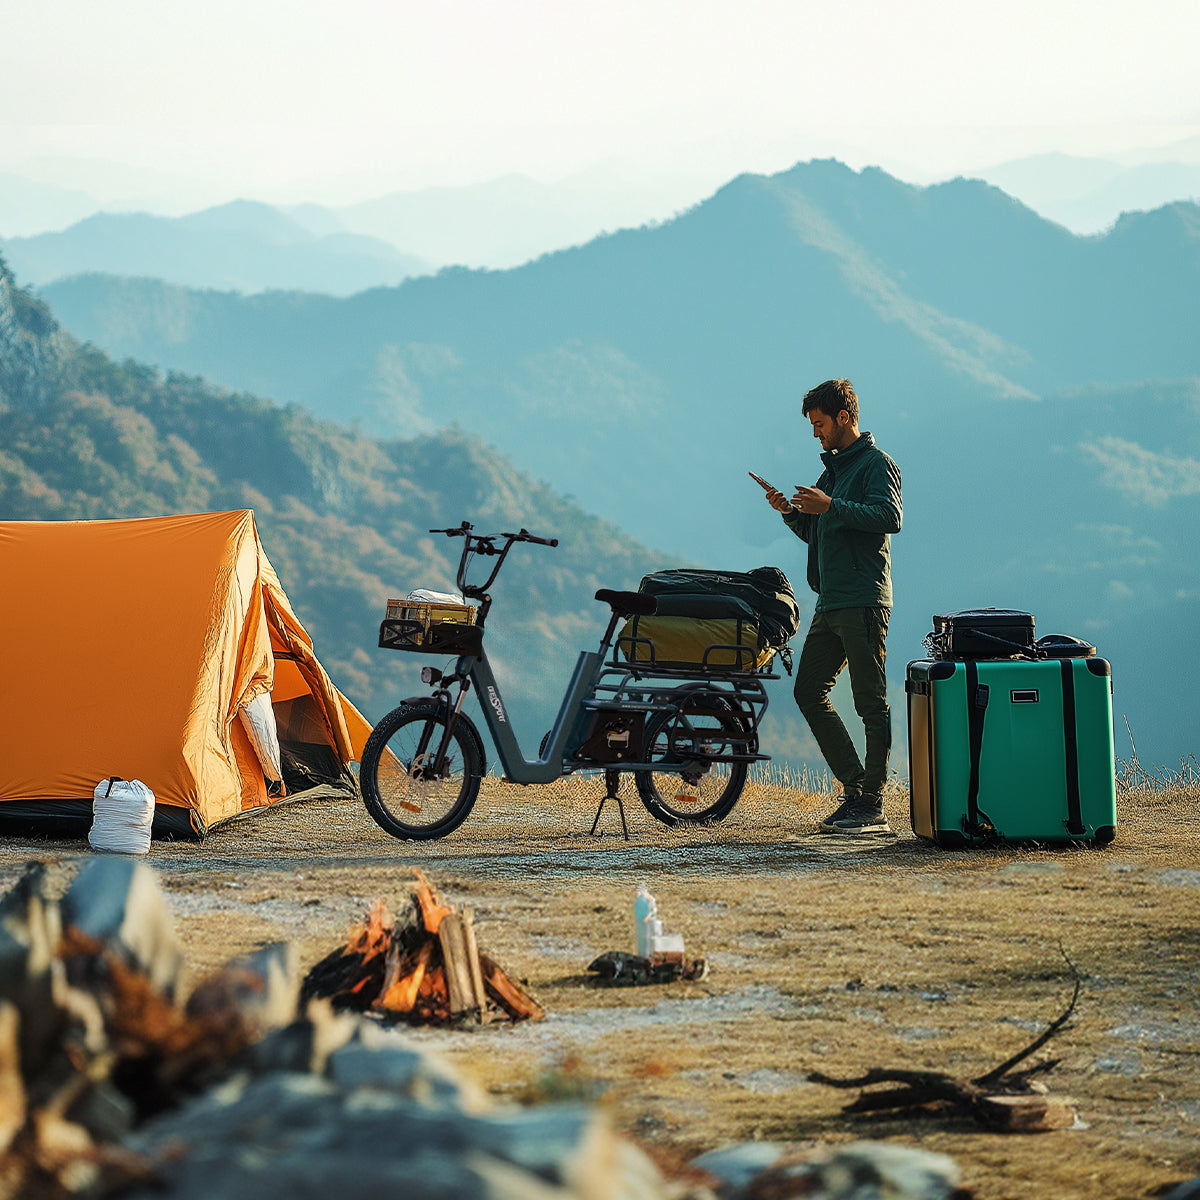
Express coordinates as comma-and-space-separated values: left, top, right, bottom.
781, 431, 902, 611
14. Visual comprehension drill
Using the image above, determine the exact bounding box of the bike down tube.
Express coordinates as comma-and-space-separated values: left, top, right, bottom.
465, 647, 602, 784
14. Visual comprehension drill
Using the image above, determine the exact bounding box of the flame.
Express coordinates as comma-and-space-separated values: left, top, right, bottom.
345, 898, 394, 963
376, 940, 433, 1012
416, 965, 450, 1011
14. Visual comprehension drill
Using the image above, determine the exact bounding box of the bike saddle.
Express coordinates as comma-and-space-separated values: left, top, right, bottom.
595, 589, 658, 617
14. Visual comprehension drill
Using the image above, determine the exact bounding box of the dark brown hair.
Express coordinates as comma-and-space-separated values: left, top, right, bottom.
802, 378, 859, 424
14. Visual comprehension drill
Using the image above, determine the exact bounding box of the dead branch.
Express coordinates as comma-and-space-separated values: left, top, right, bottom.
808, 961, 1083, 1133
974, 957, 1080, 1087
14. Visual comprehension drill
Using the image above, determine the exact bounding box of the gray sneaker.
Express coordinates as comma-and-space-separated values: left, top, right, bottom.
818, 792, 862, 833
823, 793, 892, 836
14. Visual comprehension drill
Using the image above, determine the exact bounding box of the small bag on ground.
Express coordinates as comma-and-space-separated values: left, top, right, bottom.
90, 776, 155, 855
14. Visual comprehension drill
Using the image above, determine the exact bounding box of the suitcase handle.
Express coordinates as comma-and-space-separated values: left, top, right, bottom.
963, 663, 995, 838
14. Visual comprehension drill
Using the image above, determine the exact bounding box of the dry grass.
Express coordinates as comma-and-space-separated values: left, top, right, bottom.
1, 770, 1198, 1200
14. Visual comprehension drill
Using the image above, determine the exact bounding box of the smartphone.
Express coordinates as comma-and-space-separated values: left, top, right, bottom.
748, 471, 778, 492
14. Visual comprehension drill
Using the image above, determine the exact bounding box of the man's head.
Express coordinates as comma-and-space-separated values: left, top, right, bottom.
802, 378, 860, 452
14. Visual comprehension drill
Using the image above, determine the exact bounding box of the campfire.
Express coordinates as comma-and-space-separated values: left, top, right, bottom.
300, 870, 544, 1025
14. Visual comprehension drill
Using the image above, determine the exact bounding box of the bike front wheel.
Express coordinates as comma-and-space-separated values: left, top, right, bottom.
634, 694, 749, 825
360, 700, 485, 839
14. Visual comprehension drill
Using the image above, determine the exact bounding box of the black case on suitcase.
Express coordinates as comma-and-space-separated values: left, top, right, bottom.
925, 609, 1036, 660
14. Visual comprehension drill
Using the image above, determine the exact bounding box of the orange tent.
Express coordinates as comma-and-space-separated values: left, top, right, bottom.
0, 510, 372, 840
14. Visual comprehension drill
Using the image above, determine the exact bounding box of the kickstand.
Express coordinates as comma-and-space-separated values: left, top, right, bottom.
589, 769, 629, 840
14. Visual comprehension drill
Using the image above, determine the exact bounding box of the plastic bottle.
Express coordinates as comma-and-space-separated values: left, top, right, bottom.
634, 882, 657, 957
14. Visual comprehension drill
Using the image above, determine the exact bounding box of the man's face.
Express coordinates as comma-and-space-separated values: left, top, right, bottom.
809, 408, 854, 452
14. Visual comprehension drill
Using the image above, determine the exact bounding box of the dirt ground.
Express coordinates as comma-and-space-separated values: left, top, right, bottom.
2, 775, 1198, 1200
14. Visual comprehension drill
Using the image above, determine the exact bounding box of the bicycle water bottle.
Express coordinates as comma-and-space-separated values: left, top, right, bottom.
634, 882, 657, 957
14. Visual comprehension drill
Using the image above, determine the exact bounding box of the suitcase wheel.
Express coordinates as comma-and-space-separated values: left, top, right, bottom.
934, 830, 969, 850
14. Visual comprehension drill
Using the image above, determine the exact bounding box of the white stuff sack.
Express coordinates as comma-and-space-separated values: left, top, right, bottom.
406, 588, 465, 605
89, 777, 155, 855
238, 691, 283, 784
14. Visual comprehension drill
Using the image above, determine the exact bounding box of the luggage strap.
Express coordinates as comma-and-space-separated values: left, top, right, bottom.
1059, 659, 1086, 835
964, 661, 994, 838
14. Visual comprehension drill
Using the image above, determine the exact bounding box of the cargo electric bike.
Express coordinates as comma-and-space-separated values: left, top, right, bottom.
359, 522, 784, 840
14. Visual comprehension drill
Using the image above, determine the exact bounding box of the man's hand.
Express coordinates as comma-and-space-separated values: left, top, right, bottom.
764, 486, 793, 514
792, 485, 832, 514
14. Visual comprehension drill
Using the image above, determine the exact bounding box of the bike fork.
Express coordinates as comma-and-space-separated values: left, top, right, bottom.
422, 682, 473, 776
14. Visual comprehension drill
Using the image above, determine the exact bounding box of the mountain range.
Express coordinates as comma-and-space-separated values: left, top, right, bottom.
34, 158, 1200, 771
975, 152, 1200, 235
0, 201, 430, 297
4, 145, 1200, 289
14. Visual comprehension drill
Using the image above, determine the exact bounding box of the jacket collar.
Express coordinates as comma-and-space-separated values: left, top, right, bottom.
821, 430, 874, 470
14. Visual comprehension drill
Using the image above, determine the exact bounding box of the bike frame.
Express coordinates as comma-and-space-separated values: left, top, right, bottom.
407, 522, 772, 784
456, 646, 603, 784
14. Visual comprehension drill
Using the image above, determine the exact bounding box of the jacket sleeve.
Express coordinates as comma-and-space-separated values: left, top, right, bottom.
781, 508, 815, 544
830, 455, 902, 533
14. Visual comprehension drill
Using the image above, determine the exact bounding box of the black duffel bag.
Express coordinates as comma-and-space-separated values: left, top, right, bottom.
923, 608, 1036, 660
637, 567, 801, 652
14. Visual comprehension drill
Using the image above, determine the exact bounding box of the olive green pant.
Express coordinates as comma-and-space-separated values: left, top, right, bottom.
793, 606, 891, 796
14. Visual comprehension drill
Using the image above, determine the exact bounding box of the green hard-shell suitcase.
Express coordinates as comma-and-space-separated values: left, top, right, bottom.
906, 657, 1117, 847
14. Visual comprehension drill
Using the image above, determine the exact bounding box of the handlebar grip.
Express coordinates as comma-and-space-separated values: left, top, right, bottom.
430, 522, 472, 537
504, 528, 558, 547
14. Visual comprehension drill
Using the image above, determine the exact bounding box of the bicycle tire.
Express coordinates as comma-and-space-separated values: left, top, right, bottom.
360, 700, 485, 840
634, 693, 749, 825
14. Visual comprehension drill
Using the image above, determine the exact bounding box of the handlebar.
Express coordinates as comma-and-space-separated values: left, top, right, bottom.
427, 520, 558, 610
429, 522, 557, 548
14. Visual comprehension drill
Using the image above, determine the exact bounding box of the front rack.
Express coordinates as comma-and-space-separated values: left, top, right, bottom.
378, 598, 482, 656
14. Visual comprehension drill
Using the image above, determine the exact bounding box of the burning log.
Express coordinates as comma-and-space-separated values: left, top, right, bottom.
300, 870, 543, 1025
479, 953, 545, 1021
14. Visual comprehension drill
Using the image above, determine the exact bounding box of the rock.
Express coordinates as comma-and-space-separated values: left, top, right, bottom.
186, 941, 300, 1037
732, 1141, 965, 1200
248, 999, 360, 1076
0, 862, 66, 1077
120, 1068, 670, 1199
690, 1142, 789, 1193
1163, 1179, 1200, 1200
64, 1076, 137, 1142
59, 858, 184, 1002
325, 1022, 488, 1112
0, 1001, 26, 1154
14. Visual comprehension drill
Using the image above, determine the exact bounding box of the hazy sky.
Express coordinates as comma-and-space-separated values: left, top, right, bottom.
3, 0, 1198, 207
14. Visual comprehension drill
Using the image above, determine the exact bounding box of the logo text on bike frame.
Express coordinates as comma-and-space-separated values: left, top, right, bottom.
487, 686, 507, 724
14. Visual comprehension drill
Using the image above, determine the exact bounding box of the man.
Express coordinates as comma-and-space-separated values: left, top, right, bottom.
762, 379, 902, 835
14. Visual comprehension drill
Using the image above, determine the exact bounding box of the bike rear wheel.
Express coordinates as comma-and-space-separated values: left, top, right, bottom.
360, 700, 485, 839
634, 693, 750, 825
